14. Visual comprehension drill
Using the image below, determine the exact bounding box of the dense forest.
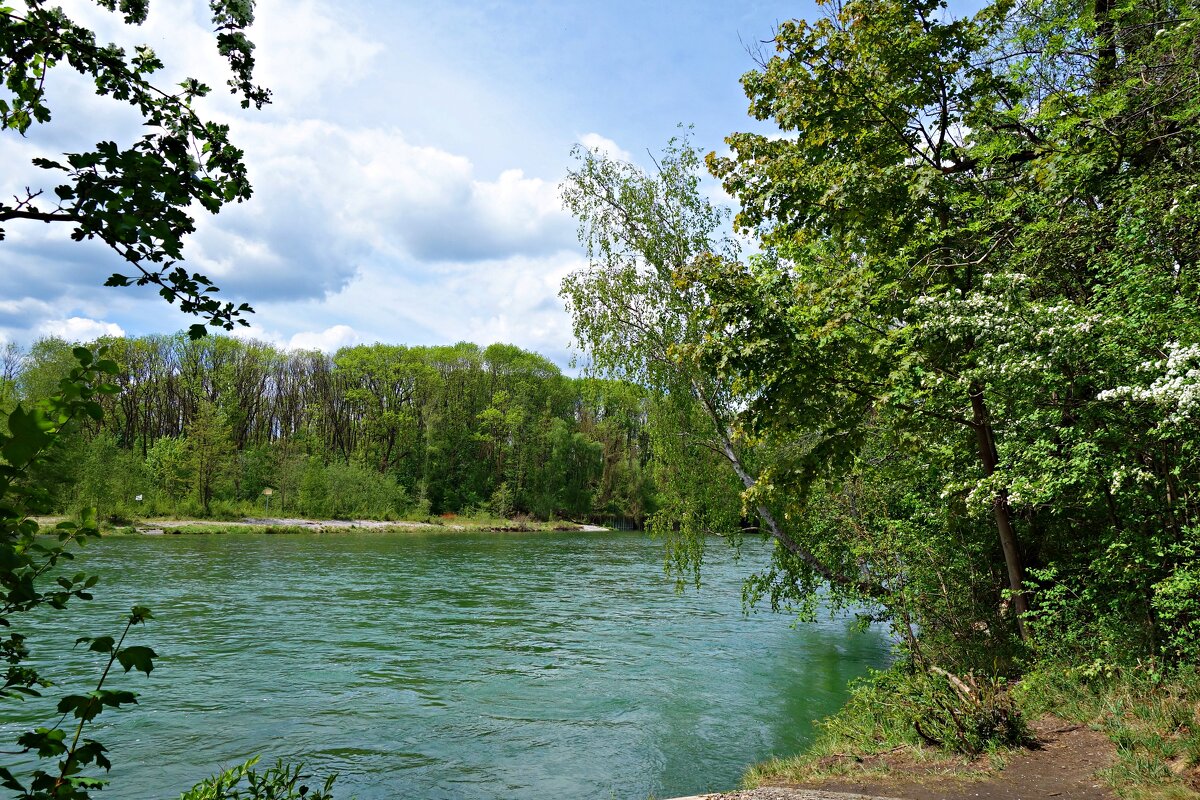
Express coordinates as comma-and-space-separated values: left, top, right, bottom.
1, 336, 655, 523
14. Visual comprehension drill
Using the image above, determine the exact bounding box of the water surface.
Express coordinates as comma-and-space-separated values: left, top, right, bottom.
3, 531, 889, 799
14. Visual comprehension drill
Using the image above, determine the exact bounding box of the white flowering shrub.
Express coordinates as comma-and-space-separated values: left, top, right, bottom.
1098, 342, 1200, 427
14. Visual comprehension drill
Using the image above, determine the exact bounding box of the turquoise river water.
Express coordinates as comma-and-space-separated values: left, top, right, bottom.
2, 530, 890, 799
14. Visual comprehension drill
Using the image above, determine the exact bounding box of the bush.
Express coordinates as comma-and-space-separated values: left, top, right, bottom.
1152, 561, 1200, 663
177, 757, 334, 800
208, 499, 252, 521
904, 668, 1031, 756
818, 665, 1029, 757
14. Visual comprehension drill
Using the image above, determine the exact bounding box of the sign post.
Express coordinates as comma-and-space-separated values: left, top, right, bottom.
262, 487, 274, 514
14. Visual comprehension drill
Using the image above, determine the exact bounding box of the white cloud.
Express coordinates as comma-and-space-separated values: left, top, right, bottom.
37, 317, 125, 342
0, 0, 601, 363
287, 325, 360, 352
178, 119, 575, 305
577, 132, 635, 163
315, 251, 581, 361
250, 0, 383, 113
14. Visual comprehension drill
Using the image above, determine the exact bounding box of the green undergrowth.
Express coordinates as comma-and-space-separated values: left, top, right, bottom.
746, 664, 1200, 800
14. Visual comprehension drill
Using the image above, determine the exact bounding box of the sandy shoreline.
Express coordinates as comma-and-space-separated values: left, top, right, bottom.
126, 518, 611, 534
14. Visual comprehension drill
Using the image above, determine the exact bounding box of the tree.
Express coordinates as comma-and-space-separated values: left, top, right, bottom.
145, 435, 189, 514
691, 0, 1200, 662
334, 344, 430, 475
561, 136, 884, 595
185, 399, 231, 515
1, 0, 266, 336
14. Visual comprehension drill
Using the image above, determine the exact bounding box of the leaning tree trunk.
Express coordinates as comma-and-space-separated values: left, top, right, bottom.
693, 381, 889, 600
969, 384, 1030, 641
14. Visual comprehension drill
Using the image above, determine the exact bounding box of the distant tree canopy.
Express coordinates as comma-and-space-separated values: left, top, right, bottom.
566, 0, 1200, 669
0, 0, 266, 335
3, 335, 657, 524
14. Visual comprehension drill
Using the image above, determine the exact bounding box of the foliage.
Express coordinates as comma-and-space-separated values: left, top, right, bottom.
657, 0, 1200, 670
146, 436, 190, 514
176, 757, 334, 800
0, 0, 266, 336
561, 135, 875, 594
186, 400, 233, 516
822, 666, 1028, 758
2, 335, 655, 523
0, 347, 161, 798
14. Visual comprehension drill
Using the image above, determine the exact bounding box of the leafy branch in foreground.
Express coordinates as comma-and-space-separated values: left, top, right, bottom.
0, 346, 150, 798
1, 0, 267, 334
176, 757, 335, 800
0, 348, 337, 798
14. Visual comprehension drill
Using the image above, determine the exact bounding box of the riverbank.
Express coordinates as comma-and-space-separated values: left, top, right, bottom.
36, 515, 610, 535
715, 716, 1119, 800
134, 518, 609, 535
736, 666, 1200, 800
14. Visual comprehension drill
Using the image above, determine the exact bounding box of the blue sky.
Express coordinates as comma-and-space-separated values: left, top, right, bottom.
2, 0, 862, 364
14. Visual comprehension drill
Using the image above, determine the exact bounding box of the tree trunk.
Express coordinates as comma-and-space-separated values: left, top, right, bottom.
692, 381, 889, 599
969, 385, 1030, 641
1094, 0, 1117, 80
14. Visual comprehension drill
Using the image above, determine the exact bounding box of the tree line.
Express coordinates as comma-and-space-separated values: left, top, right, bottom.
3, 336, 656, 524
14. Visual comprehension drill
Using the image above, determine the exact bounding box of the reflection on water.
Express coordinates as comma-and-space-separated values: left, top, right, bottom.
2, 531, 890, 799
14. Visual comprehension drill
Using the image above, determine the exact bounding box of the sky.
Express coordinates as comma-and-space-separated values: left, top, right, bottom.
2, 0, 820, 366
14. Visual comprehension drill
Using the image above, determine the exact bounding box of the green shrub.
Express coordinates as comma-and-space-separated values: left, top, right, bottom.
1152, 561, 1200, 663
904, 668, 1030, 756
814, 664, 1030, 756
177, 757, 334, 800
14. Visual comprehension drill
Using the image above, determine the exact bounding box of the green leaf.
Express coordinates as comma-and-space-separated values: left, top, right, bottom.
89, 636, 116, 653
16, 727, 66, 758
116, 645, 157, 675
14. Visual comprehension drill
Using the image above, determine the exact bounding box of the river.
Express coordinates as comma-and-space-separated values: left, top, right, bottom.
2, 530, 890, 799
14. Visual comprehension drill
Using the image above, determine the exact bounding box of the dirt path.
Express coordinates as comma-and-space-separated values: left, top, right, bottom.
674, 718, 1117, 800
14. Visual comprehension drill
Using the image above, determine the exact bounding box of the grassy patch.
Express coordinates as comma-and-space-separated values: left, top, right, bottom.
1016, 666, 1200, 799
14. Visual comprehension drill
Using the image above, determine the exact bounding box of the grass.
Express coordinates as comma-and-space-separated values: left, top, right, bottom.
1016, 665, 1200, 800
